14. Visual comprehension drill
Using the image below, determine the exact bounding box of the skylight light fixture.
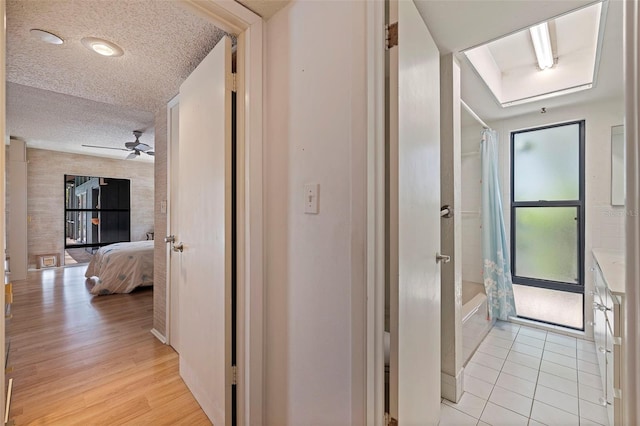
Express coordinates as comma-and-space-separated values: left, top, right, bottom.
529, 22, 554, 70
462, 2, 603, 108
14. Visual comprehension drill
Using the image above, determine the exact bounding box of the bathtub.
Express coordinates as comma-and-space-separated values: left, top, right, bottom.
461, 280, 495, 364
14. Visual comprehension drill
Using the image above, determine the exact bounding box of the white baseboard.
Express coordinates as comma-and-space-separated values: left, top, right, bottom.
441, 369, 464, 403
150, 328, 167, 344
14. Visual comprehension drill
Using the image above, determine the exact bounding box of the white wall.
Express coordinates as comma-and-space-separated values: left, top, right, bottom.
265, 0, 367, 424
494, 98, 625, 336
460, 118, 484, 284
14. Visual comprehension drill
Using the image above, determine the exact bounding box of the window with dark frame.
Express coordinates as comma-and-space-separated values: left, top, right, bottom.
64, 175, 131, 250
510, 121, 585, 326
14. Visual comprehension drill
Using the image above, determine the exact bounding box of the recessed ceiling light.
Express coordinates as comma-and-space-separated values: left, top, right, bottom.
30, 29, 64, 45
81, 37, 124, 57
529, 22, 554, 70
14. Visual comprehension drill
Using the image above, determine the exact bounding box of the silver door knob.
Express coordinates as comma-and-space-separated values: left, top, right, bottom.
173, 242, 184, 252
164, 235, 175, 243
598, 346, 611, 354
436, 253, 451, 263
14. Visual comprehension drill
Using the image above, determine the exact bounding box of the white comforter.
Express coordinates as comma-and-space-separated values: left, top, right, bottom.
85, 240, 154, 295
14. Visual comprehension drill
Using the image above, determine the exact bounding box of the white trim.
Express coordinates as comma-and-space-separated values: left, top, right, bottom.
166, 95, 179, 344
180, 0, 259, 35
441, 370, 463, 403
0, 0, 6, 420
623, 0, 639, 424
235, 30, 248, 426
150, 328, 167, 344
165, 94, 179, 348
366, 1, 386, 424
239, 18, 265, 426
171, 2, 264, 424
4, 379, 11, 425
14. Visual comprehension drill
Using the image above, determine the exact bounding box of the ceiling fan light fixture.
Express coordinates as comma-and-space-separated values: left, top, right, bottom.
81, 37, 124, 57
30, 29, 64, 45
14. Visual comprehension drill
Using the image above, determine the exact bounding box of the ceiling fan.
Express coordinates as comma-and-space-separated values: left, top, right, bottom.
82, 131, 154, 159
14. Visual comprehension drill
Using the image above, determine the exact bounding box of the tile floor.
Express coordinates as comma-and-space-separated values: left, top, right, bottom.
440, 321, 608, 426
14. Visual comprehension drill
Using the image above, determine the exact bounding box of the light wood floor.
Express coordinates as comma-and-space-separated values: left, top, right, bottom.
7, 265, 211, 425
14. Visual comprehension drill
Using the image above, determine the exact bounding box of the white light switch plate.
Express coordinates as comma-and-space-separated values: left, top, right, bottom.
304, 183, 319, 214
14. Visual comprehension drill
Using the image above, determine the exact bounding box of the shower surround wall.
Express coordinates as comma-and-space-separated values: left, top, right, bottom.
459, 113, 494, 365
461, 120, 484, 285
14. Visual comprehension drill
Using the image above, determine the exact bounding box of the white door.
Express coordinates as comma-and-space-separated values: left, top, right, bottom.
177, 36, 233, 425
388, 0, 441, 424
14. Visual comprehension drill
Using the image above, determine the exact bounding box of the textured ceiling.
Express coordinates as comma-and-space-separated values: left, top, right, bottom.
6, 0, 229, 160
8, 0, 621, 159
7, 83, 155, 162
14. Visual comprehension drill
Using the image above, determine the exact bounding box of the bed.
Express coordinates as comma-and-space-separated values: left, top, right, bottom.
85, 240, 154, 295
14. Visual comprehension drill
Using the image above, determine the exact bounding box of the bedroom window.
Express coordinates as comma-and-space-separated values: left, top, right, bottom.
64, 175, 131, 250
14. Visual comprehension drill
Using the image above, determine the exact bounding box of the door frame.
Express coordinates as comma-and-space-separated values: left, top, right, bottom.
0, 0, 5, 419
168, 2, 264, 425
365, 1, 386, 424
166, 94, 179, 352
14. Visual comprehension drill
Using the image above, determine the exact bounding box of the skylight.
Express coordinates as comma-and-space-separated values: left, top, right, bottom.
463, 2, 605, 107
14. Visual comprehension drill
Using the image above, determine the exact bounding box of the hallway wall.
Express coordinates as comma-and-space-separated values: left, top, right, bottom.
265, 0, 368, 423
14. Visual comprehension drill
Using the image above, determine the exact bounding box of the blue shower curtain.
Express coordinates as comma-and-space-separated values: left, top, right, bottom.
481, 129, 517, 321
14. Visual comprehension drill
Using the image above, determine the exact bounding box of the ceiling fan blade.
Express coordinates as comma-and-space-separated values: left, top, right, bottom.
145, 151, 155, 156
124, 142, 138, 149
82, 144, 130, 152
133, 143, 152, 152
126, 152, 139, 160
